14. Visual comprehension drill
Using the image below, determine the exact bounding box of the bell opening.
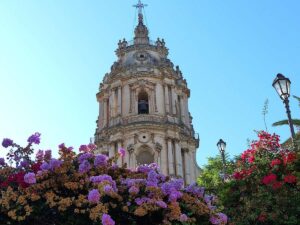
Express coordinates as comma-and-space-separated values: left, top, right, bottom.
138, 90, 149, 114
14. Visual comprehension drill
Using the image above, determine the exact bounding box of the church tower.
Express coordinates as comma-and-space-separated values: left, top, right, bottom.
94, 1, 199, 184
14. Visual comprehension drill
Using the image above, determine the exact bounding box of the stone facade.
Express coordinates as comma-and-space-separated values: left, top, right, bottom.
94, 12, 200, 184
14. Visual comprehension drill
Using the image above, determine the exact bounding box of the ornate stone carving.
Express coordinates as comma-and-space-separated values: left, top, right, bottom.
155, 142, 162, 152
127, 144, 135, 154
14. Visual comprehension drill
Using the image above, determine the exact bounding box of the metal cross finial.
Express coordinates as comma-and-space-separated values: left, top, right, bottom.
133, 0, 148, 15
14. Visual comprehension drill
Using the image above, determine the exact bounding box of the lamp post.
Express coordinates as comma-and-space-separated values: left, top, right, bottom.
217, 139, 226, 181
272, 73, 296, 142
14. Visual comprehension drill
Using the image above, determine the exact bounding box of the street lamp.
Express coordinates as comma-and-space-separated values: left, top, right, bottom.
272, 73, 296, 141
217, 139, 226, 181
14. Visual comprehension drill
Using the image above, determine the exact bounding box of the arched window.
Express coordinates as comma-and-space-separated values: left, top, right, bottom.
136, 150, 154, 165
138, 90, 149, 114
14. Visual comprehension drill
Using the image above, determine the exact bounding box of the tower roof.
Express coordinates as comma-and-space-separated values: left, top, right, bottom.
133, 0, 149, 45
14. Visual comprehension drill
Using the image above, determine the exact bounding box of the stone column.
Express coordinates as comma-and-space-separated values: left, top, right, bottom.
161, 141, 168, 174
164, 85, 170, 114
174, 140, 183, 177
98, 101, 102, 128
171, 86, 176, 115
103, 99, 107, 128
184, 96, 190, 126
117, 141, 123, 166
155, 142, 162, 169
154, 85, 158, 112
111, 89, 115, 118
127, 144, 134, 168
189, 149, 196, 182
183, 149, 191, 184
180, 96, 186, 123
129, 86, 132, 113
109, 142, 115, 158
167, 138, 174, 176
117, 86, 122, 116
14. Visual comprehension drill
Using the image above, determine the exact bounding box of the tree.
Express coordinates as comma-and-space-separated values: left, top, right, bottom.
197, 154, 235, 195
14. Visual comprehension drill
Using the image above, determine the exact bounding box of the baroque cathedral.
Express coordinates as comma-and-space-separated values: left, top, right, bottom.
94, 1, 199, 184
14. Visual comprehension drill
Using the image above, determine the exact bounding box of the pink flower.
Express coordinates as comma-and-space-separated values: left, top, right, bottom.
88, 189, 100, 203
233, 171, 243, 180
284, 174, 297, 184
272, 181, 283, 190
102, 213, 115, 225
283, 152, 296, 165
118, 148, 125, 158
258, 213, 267, 222
270, 159, 281, 167
24, 172, 36, 184
262, 173, 277, 185
180, 214, 188, 222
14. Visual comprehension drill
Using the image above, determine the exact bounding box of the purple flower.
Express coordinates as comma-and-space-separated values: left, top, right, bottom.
156, 200, 167, 208
148, 162, 159, 170
58, 143, 65, 149
20, 160, 29, 168
78, 160, 91, 173
118, 148, 125, 157
2, 138, 13, 148
135, 197, 150, 206
94, 154, 108, 167
78, 153, 94, 163
210, 213, 228, 225
136, 165, 152, 173
88, 143, 97, 151
0, 158, 5, 166
128, 186, 139, 195
90, 175, 117, 191
185, 183, 205, 198
101, 213, 115, 225
79, 144, 89, 152
24, 172, 36, 184
40, 162, 50, 171
49, 158, 62, 171
180, 214, 188, 222
27, 132, 41, 144
88, 189, 100, 203
122, 178, 145, 188
36, 150, 44, 161
90, 175, 113, 184
169, 190, 182, 202
103, 185, 113, 194
44, 150, 52, 161
147, 170, 158, 187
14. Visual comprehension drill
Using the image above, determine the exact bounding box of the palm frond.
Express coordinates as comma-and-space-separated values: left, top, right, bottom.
272, 119, 300, 127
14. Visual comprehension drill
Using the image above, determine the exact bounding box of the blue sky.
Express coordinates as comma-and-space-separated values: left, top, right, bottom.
0, 0, 299, 167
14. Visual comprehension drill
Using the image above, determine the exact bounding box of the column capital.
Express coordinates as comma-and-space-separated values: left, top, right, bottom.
182, 148, 189, 153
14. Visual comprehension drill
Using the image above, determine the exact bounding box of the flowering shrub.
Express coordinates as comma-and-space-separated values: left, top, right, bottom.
224, 131, 299, 225
0, 134, 227, 225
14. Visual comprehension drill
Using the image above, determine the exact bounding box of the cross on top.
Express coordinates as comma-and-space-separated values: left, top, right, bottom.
133, 0, 148, 15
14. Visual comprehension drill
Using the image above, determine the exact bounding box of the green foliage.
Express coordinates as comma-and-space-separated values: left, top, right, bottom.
197, 154, 234, 192
272, 119, 300, 127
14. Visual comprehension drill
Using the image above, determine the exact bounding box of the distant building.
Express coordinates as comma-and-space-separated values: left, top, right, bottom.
94, 1, 199, 184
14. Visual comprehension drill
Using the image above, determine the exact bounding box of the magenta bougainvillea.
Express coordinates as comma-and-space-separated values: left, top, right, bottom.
225, 131, 299, 225
0, 133, 227, 225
